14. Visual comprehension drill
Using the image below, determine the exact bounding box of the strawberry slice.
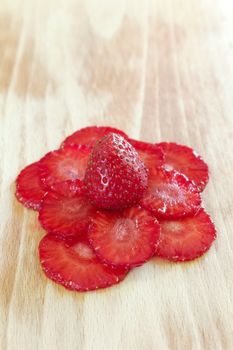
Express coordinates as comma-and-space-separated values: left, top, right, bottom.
140, 168, 201, 219
39, 234, 128, 292
129, 139, 164, 172
157, 142, 209, 191
15, 162, 46, 211
39, 145, 91, 189
39, 184, 96, 235
88, 206, 161, 268
84, 133, 148, 209
49, 179, 83, 196
61, 126, 128, 148
156, 209, 217, 261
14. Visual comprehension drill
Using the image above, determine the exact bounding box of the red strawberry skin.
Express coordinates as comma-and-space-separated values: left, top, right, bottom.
84, 133, 148, 209
15, 162, 46, 211
88, 206, 161, 268
129, 139, 164, 172
39, 183, 96, 236
61, 126, 128, 148
156, 209, 217, 261
39, 145, 91, 189
140, 168, 201, 219
157, 142, 209, 191
39, 234, 128, 292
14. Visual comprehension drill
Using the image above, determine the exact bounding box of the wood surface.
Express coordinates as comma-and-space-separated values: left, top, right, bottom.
1, 0, 233, 349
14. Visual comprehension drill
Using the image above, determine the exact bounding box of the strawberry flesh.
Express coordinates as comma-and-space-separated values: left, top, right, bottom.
156, 209, 216, 261
39, 234, 128, 291
61, 126, 128, 148
39, 145, 91, 189
15, 162, 46, 211
49, 179, 83, 196
157, 142, 209, 191
140, 168, 201, 219
129, 139, 164, 173
84, 133, 148, 209
39, 184, 96, 236
88, 206, 161, 268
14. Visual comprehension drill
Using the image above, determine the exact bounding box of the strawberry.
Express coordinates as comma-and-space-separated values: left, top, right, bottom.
39, 234, 128, 291
157, 142, 209, 191
140, 168, 201, 219
39, 183, 96, 235
129, 139, 164, 172
88, 206, 161, 268
61, 126, 128, 149
84, 133, 148, 209
15, 162, 46, 211
49, 179, 83, 196
156, 209, 217, 261
39, 145, 91, 189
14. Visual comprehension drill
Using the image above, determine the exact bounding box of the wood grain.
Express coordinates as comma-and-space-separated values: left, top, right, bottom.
1, 0, 233, 349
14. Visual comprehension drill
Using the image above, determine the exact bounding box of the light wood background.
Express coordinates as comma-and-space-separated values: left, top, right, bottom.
1, 0, 233, 349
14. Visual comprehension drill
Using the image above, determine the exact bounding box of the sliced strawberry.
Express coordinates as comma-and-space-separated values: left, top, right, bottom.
129, 139, 164, 172
140, 168, 201, 219
84, 133, 148, 209
61, 126, 128, 148
39, 234, 128, 292
157, 142, 209, 191
15, 162, 46, 211
39, 145, 91, 189
49, 179, 83, 196
156, 209, 217, 261
39, 184, 96, 235
88, 206, 161, 268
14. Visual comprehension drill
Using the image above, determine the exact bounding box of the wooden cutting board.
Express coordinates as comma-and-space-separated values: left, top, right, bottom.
1, 0, 233, 349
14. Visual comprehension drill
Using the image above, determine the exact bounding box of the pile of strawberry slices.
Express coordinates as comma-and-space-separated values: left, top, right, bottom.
15, 126, 217, 292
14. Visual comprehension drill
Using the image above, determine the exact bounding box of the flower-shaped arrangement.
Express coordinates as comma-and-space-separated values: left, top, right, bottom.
15, 126, 216, 292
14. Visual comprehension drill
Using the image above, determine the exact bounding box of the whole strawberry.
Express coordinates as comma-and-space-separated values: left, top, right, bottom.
84, 133, 148, 209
